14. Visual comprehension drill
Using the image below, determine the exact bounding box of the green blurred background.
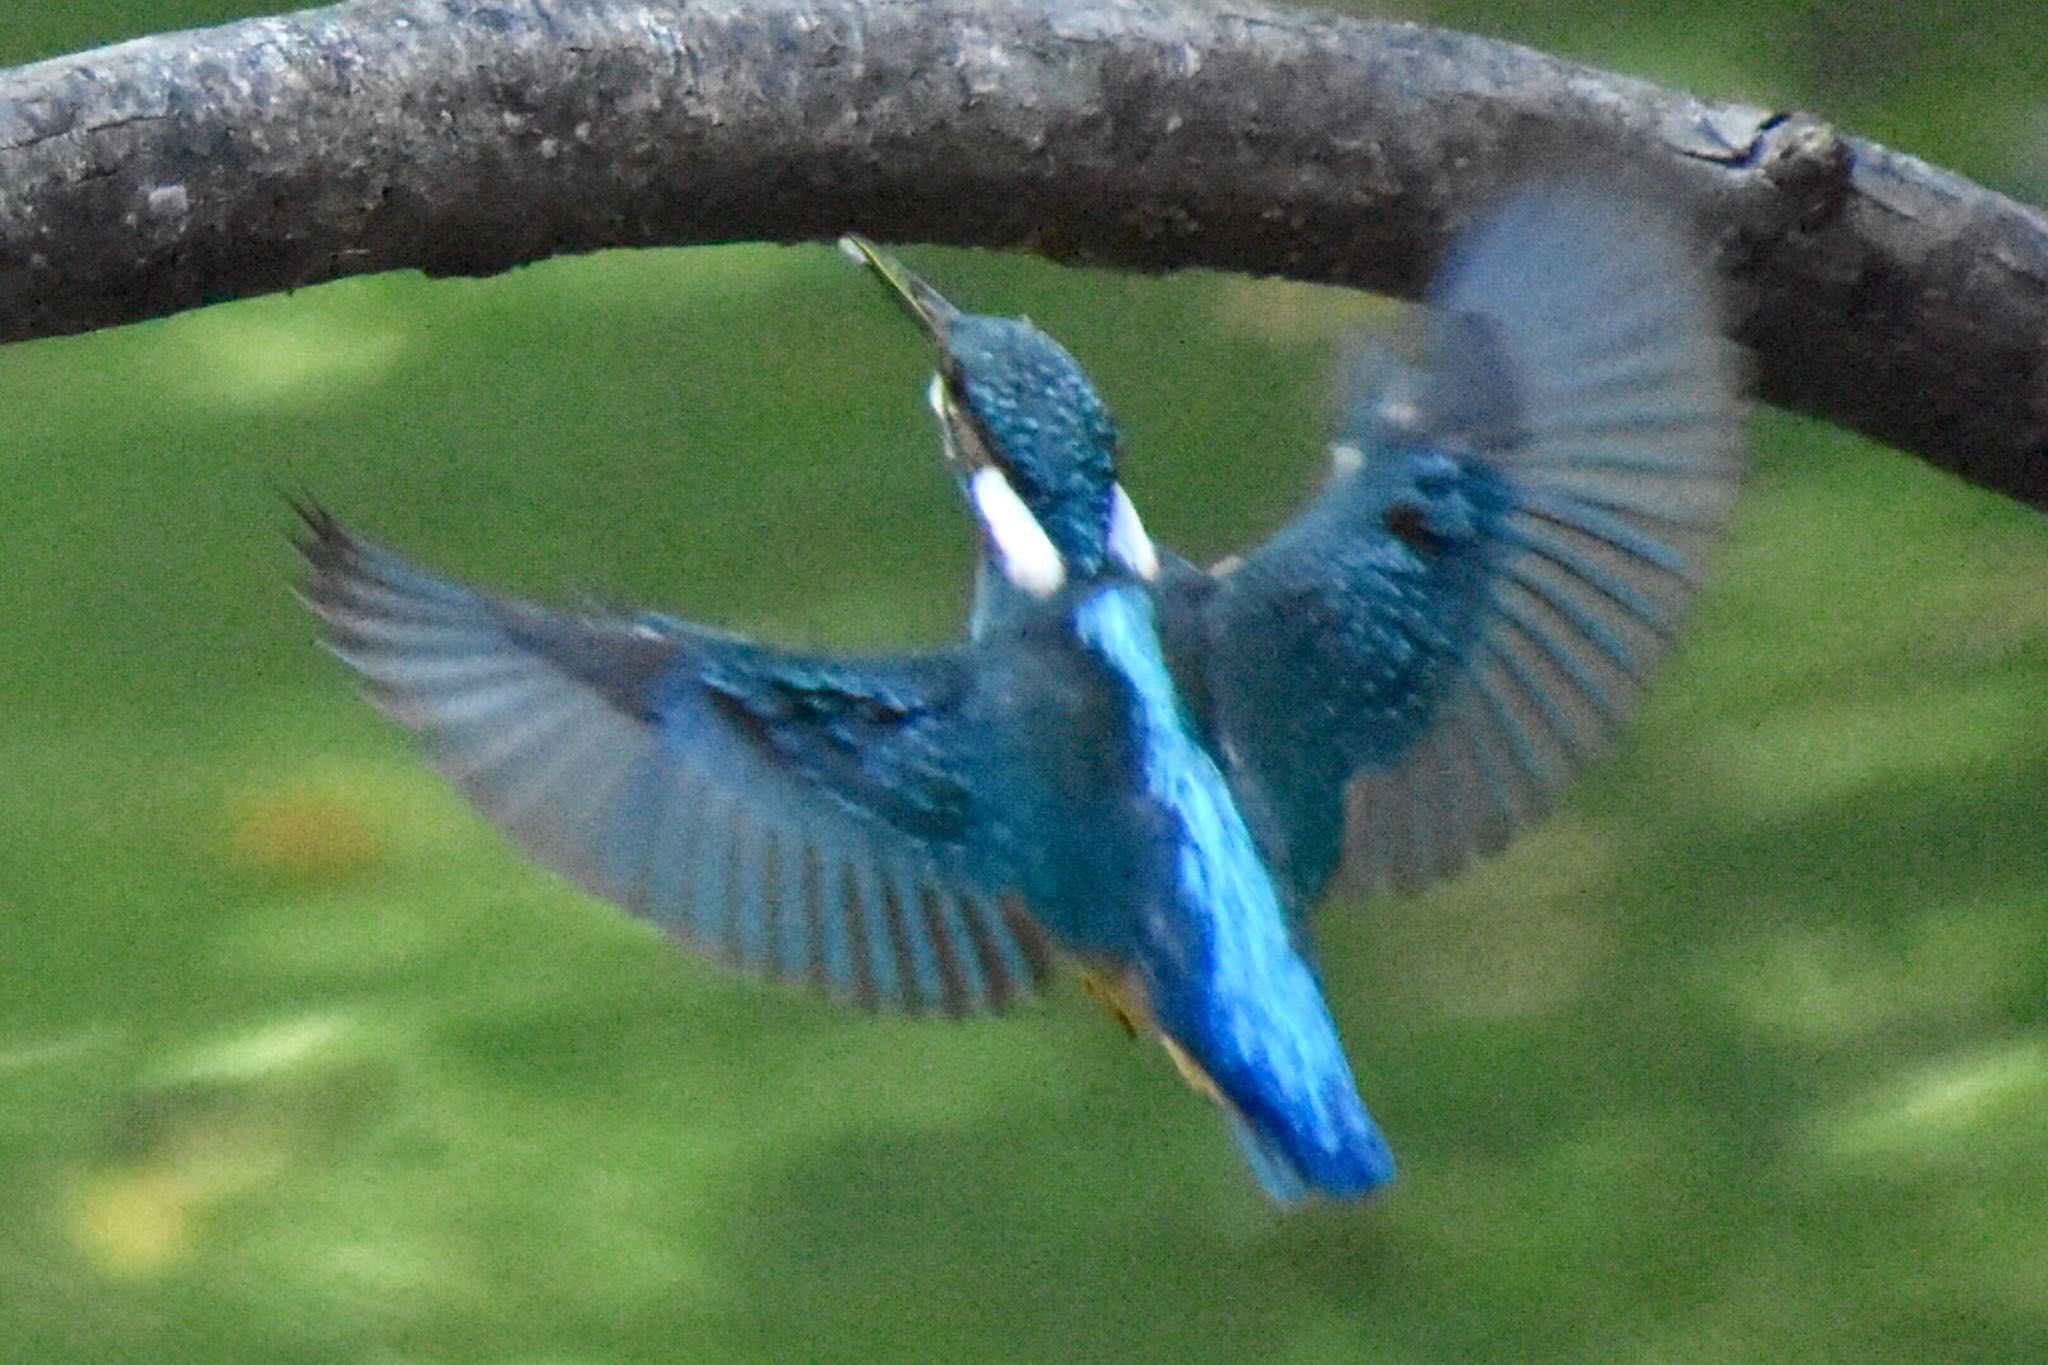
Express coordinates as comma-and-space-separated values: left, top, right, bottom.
4, 2, 2046, 1361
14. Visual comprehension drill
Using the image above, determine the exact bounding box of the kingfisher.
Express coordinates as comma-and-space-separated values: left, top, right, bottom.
297, 184, 1741, 1203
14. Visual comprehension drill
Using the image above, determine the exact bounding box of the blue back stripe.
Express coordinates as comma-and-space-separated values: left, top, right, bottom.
1074, 586, 1377, 1187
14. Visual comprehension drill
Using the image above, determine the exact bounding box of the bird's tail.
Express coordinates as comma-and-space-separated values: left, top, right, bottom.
1227, 1112, 1311, 1204
1140, 948, 1396, 1203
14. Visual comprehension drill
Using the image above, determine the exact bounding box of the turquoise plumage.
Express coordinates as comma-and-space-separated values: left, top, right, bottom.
299, 184, 1741, 1201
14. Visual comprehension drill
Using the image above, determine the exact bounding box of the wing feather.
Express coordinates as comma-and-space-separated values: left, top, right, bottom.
1174, 184, 1742, 903
297, 507, 1052, 1014
1335, 187, 1742, 894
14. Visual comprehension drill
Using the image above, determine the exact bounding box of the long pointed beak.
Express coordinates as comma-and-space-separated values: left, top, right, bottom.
838, 235, 961, 343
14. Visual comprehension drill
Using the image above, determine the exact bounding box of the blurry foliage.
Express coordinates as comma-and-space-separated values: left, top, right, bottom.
2, 1, 2046, 1361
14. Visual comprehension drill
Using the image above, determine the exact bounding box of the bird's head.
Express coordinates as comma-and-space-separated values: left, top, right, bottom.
841, 236, 1158, 597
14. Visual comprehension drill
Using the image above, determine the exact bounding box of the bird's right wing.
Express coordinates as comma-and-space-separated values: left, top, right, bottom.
297, 509, 1053, 1015
1170, 185, 1745, 903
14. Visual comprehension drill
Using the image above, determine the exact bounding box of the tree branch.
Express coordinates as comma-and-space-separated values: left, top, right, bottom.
2, 0, 2045, 506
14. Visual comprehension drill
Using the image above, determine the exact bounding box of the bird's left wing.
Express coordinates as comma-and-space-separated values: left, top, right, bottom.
296, 508, 1051, 1014
1157, 186, 1743, 906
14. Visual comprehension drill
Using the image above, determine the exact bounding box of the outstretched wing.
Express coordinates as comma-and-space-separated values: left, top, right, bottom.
296, 507, 1051, 1014
1165, 185, 1743, 904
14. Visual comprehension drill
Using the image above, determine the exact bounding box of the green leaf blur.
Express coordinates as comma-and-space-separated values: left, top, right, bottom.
3, 3, 2045, 1360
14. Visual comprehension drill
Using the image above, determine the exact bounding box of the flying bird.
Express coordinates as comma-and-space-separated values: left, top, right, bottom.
297, 184, 1742, 1202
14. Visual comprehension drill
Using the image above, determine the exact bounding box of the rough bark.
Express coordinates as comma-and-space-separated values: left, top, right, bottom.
1, 0, 2044, 506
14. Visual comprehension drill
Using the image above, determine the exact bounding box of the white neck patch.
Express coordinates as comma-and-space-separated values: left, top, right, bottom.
970, 465, 1066, 598
1107, 483, 1160, 581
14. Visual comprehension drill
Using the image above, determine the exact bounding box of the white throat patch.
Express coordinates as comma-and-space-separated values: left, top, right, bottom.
970, 466, 1066, 598
1107, 483, 1160, 580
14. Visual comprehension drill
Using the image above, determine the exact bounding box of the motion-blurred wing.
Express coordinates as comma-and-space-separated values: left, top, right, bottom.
1177, 185, 1743, 902
297, 508, 1051, 1014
